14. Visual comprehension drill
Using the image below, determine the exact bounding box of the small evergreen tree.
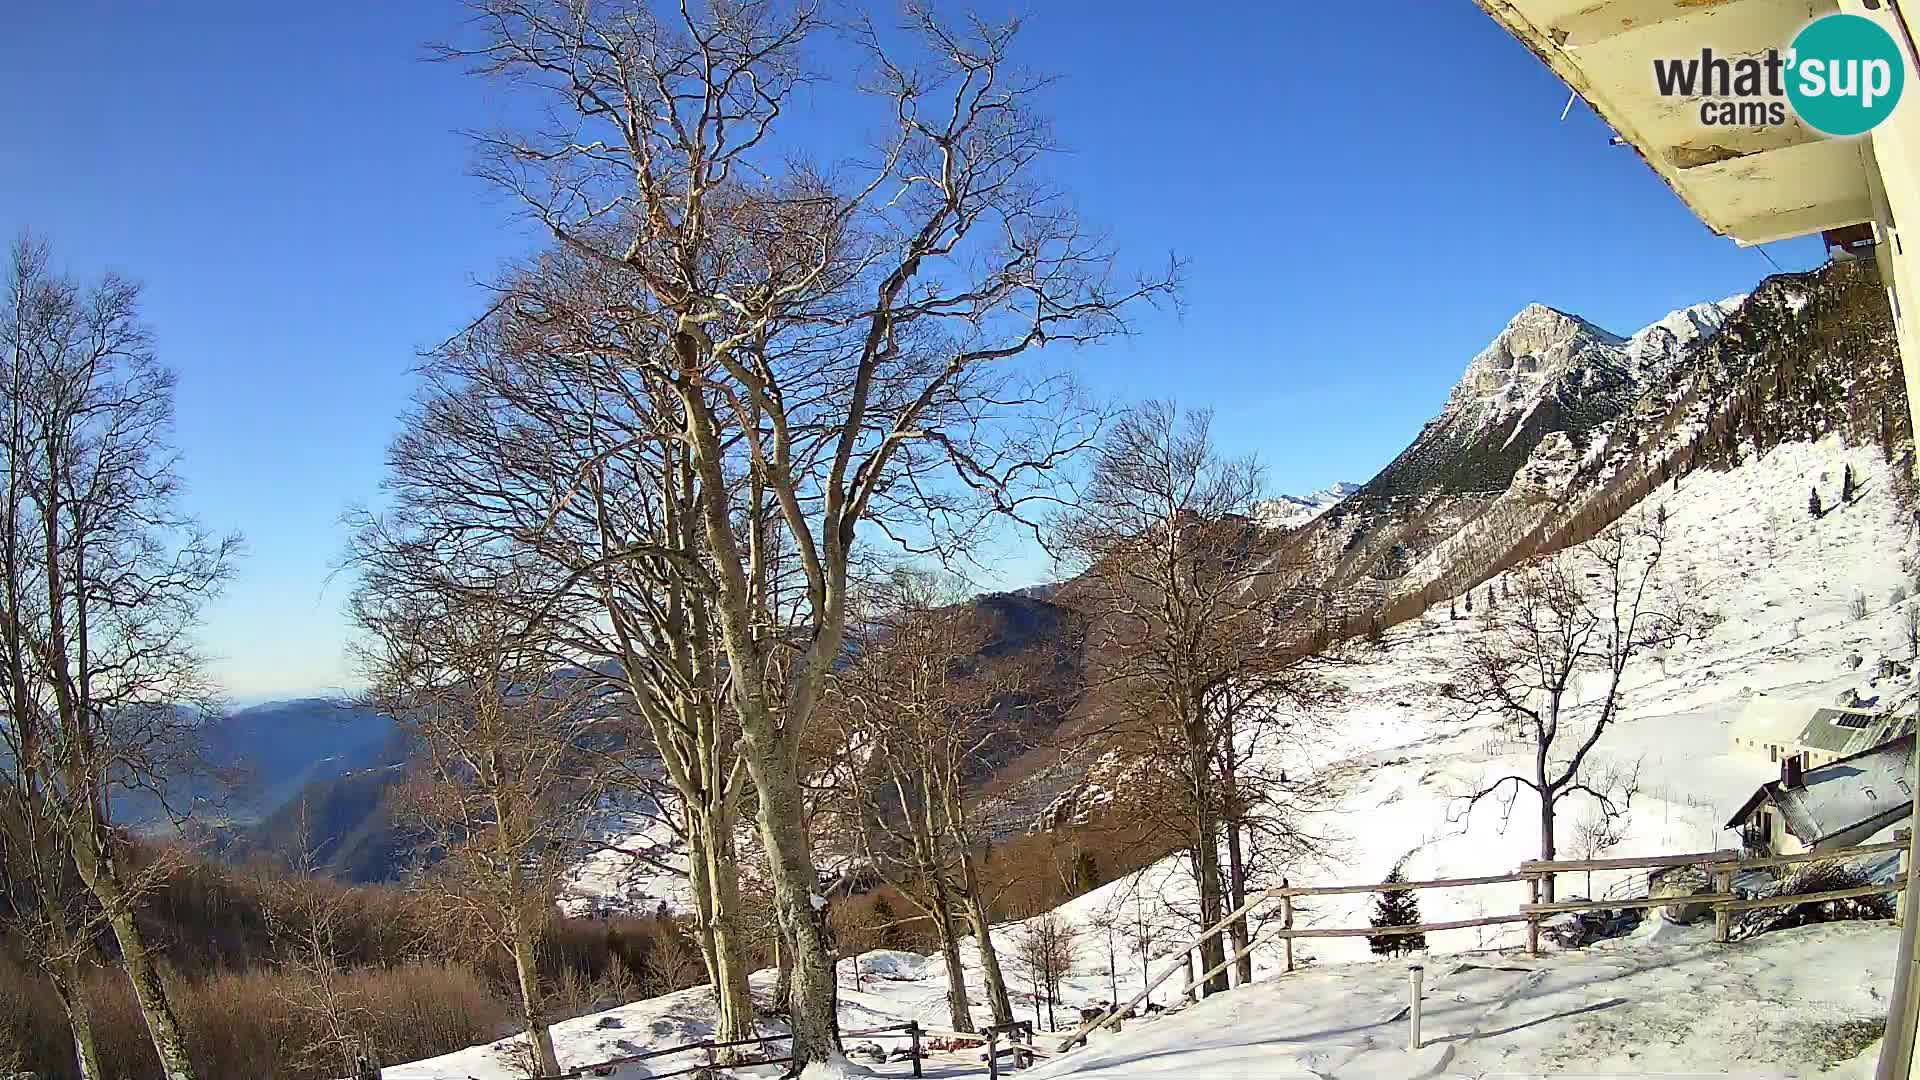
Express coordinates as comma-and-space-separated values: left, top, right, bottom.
1809, 487, 1823, 519
1449, 598, 1457, 620
1464, 590, 1474, 614
1368, 860, 1425, 956
1843, 463, 1857, 502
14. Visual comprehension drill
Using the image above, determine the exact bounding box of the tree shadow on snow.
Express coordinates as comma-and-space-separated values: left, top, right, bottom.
1432, 995, 1630, 1043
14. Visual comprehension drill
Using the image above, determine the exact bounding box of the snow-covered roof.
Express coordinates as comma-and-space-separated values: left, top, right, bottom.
1727, 733, 1917, 846
1471, 0, 1876, 245
1731, 694, 1913, 757
1731, 694, 1828, 745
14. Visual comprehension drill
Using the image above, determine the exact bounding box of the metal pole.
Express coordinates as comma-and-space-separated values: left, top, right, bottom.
1408, 964, 1424, 1051
1874, 751, 1920, 1080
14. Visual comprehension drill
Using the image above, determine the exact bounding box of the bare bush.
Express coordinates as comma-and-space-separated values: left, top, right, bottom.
1730, 861, 1895, 941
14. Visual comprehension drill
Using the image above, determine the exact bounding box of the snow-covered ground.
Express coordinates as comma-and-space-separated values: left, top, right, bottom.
395, 435, 1918, 1078
1031, 920, 1895, 1080
560, 797, 697, 918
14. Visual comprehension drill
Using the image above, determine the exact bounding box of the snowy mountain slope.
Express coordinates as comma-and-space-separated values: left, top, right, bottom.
1273, 265, 1894, 624
391, 918, 1896, 1080
1253, 482, 1362, 530
1028, 921, 1893, 1080
393, 438, 1916, 1080
1022, 433, 1916, 972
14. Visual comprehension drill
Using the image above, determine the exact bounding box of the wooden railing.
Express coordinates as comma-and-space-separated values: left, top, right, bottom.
1054, 831, 1913, 1053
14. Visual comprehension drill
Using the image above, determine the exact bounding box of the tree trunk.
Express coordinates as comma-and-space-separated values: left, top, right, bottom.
1185, 720, 1228, 994
772, 930, 793, 1015
704, 819, 756, 1059
1537, 748, 1558, 904
742, 745, 840, 1067
509, 914, 562, 1077
929, 876, 976, 1033
50, 959, 103, 1080
71, 826, 198, 1080
953, 847, 1014, 1026
1223, 818, 1252, 986
1538, 796, 1558, 904
687, 815, 722, 988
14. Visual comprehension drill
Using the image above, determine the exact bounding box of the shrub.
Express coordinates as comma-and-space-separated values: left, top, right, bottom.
1730, 861, 1894, 941
0, 949, 512, 1080
1850, 590, 1870, 620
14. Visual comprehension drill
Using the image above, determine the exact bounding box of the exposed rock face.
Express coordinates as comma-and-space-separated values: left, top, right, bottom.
1255, 482, 1364, 531
1453, 303, 1627, 424
1651, 866, 1716, 925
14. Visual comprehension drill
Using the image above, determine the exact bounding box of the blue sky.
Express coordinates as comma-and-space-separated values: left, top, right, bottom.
1, 2, 1824, 701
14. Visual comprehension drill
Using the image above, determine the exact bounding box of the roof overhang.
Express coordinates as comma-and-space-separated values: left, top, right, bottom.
1475, 0, 1878, 245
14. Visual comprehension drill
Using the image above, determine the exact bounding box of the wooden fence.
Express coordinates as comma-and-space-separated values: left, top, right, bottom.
367, 1019, 1048, 1080
1056, 832, 1913, 1052
369, 834, 1911, 1077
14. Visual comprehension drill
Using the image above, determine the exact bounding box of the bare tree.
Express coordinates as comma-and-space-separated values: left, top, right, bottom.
434, 2, 1174, 1064
0, 234, 240, 1080
0, 759, 105, 1078
1014, 914, 1079, 1031
827, 571, 1036, 1031
349, 563, 609, 1078
1446, 515, 1686, 902
259, 810, 382, 1079
365, 247, 764, 1052
1569, 799, 1631, 899
1053, 401, 1332, 992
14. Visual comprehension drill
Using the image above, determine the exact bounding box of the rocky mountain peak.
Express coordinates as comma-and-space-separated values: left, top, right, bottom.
1255, 481, 1363, 530
1450, 304, 1624, 419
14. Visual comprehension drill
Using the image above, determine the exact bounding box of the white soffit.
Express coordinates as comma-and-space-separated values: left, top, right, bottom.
1476, 0, 1875, 244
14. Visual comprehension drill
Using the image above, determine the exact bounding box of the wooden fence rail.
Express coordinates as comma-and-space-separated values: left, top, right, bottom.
1052, 831, 1912, 1054
365, 833, 1916, 1075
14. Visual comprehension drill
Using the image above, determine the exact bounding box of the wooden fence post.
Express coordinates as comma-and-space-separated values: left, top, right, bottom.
1184, 947, 1198, 1004
1713, 863, 1734, 943
1900, 840, 1911, 928
908, 1021, 923, 1078
1525, 876, 1540, 957
1281, 878, 1295, 973
987, 1027, 1000, 1080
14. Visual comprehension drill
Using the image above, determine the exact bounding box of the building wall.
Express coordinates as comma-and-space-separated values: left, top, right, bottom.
1772, 810, 1808, 857
1841, 0, 1920, 455
1734, 737, 1838, 770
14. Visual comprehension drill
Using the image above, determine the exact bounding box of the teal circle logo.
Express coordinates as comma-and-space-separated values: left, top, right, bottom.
1787, 14, 1905, 136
